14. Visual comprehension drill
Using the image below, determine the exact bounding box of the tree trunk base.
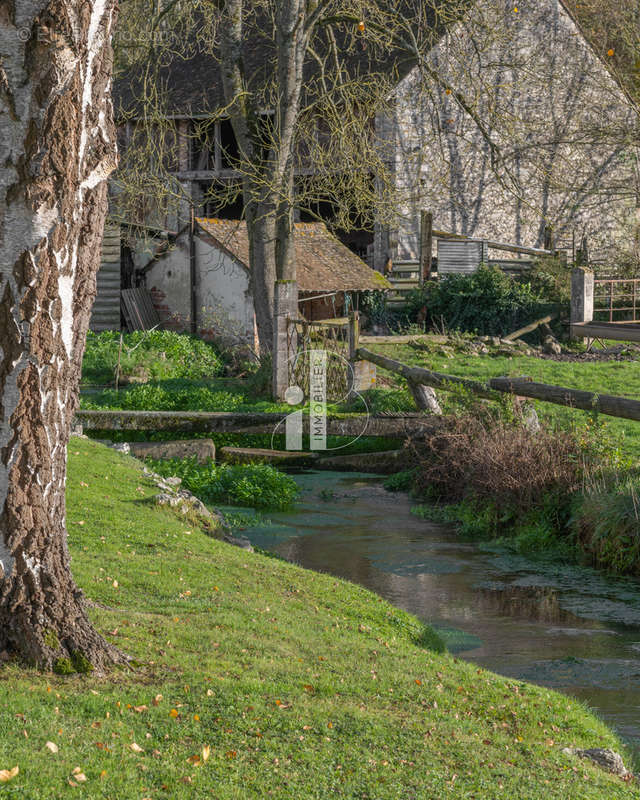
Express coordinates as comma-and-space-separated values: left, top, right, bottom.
0, 588, 128, 675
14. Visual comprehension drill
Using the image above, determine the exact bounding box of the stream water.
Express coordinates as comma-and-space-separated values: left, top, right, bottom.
239, 470, 640, 759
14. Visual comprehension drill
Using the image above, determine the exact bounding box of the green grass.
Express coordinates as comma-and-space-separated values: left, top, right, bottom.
0, 438, 636, 798
147, 457, 300, 510
82, 330, 224, 386
369, 341, 640, 461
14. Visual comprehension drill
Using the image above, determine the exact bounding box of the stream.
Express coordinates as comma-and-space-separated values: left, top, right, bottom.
238, 470, 640, 759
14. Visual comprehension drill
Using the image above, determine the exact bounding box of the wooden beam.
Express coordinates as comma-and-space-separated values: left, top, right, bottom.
419, 211, 433, 284
489, 377, 640, 422
356, 347, 500, 400
570, 322, 640, 343
357, 348, 640, 423
503, 314, 557, 342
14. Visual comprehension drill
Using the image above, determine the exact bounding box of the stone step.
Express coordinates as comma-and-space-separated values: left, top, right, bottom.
315, 449, 406, 475
129, 438, 216, 464
220, 446, 319, 467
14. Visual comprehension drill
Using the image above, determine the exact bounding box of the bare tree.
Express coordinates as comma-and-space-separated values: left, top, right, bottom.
113, 0, 446, 353
0, 1, 126, 670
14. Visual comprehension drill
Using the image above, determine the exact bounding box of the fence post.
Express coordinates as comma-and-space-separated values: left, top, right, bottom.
571, 267, 594, 342
272, 280, 298, 401
348, 311, 376, 396
419, 210, 433, 284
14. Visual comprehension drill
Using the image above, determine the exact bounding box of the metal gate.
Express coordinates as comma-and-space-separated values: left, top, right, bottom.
286, 318, 350, 402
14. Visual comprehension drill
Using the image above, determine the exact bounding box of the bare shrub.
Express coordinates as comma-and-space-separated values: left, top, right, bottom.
410, 411, 583, 511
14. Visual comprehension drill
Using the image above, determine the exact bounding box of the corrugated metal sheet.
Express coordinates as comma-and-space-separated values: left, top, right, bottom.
121, 288, 161, 332
90, 224, 121, 332
437, 240, 488, 275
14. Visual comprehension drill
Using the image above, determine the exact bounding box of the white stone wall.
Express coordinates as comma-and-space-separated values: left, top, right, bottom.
376, 0, 638, 268
143, 232, 255, 342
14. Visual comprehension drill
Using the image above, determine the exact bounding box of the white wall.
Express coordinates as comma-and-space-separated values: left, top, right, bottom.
143, 232, 255, 344
196, 237, 255, 343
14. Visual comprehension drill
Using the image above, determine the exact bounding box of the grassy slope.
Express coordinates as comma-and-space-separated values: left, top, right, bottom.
1, 438, 636, 799
370, 342, 640, 461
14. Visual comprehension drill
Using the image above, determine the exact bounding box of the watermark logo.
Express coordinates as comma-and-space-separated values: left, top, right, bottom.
272, 349, 370, 452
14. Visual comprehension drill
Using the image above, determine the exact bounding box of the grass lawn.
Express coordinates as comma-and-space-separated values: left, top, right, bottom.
366, 341, 640, 462
0, 438, 636, 798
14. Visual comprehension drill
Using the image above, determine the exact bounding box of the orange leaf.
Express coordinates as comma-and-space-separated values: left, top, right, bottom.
0, 766, 18, 783
169, 709, 179, 718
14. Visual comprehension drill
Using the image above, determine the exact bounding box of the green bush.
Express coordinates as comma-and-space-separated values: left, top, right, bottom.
82, 330, 223, 385
405, 266, 547, 336
148, 457, 300, 510
572, 477, 640, 574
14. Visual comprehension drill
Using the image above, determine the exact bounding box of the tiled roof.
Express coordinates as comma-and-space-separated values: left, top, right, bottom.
196, 218, 390, 293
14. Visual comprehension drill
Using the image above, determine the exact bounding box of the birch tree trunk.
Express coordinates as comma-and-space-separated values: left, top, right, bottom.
0, 0, 126, 670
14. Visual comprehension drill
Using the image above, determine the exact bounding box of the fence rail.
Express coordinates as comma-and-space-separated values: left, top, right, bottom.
593, 277, 640, 323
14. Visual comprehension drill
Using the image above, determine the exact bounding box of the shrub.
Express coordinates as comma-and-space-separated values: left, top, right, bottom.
526, 256, 572, 306
572, 477, 640, 574
82, 330, 223, 385
405, 266, 546, 336
148, 457, 299, 510
409, 411, 583, 533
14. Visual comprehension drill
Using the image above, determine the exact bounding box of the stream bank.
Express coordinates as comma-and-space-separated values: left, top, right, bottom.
236, 470, 640, 760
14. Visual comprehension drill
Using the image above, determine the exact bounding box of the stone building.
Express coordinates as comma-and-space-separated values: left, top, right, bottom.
138, 219, 389, 345
374, 0, 639, 269
94, 0, 638, 331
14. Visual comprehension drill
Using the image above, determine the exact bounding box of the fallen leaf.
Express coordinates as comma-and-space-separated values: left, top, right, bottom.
112, 580, 118, 588
72, 767, 87, 783
133, 705, 148, 713
169, 708, 179, 718
45, 741, 58, 753
206, 689, 213, 697
0, 766, 19, 782
193, 714, 200, 721
152, 694, 163, 706
129, 742, 144, 753
202, 745, 211, 762
186, 754, 201, 765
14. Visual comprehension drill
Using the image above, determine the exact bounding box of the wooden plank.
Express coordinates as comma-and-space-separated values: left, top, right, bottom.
504, 314, 557, 342
359, 334, 447, 345
121, 288, 161, 332
571, 322, 640, 343
489, 377, 640, 422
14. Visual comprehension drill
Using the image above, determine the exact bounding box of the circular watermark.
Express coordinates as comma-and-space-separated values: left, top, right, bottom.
284, 385, 305, 406
17, 28, 31, 42
271, 348, 370, 452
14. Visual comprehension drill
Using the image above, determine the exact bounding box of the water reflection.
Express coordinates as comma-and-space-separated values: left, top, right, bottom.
240, 471, 640, 757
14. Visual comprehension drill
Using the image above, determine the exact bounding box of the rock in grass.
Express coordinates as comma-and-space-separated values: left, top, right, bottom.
130, 439, 216, 465
562, 747, 630, 778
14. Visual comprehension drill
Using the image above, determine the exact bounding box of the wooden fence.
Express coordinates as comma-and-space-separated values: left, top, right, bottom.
571, 268, 640, 343
348, 313, 640, 423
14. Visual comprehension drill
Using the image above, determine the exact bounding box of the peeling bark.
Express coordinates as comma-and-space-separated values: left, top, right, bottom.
0, 0, 126, 671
